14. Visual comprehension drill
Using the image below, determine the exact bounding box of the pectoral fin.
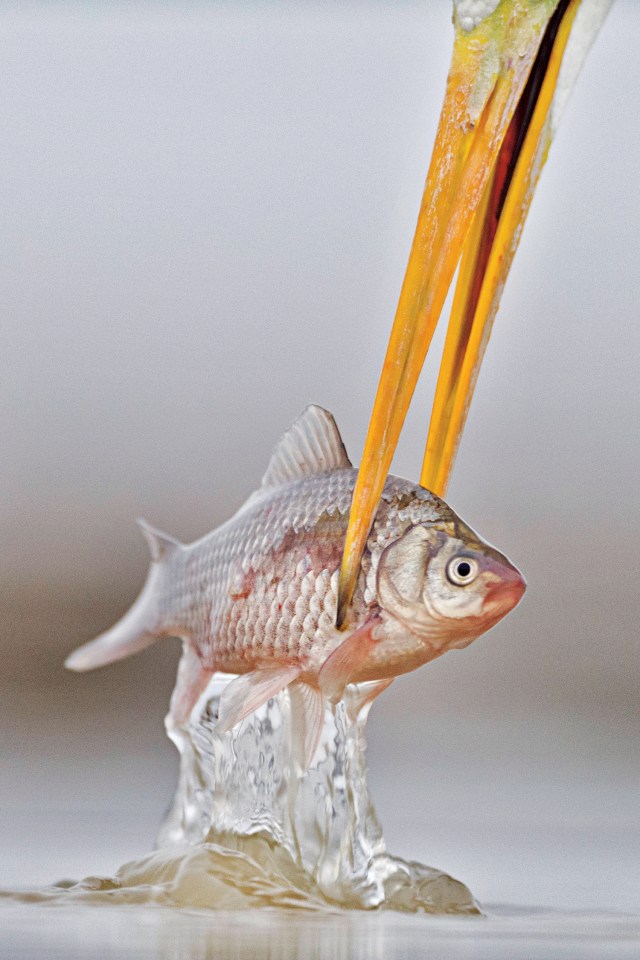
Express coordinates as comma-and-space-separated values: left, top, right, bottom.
217, 664, 301, 734
288, 680, 325, 773
345, 678, 394, 722
318, 616, 382, 703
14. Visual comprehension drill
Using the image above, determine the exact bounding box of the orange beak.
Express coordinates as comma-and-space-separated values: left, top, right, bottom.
337, 0, 581, 626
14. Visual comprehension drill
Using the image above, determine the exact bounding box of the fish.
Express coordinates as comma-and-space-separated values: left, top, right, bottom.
66, 405, 525, 770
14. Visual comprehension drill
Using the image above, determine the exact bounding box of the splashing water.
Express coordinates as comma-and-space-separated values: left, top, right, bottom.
156, 676, 479, 912
4, 676, 479, 913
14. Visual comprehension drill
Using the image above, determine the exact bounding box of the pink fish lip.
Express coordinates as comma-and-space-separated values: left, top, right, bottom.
481, 565, 526, 618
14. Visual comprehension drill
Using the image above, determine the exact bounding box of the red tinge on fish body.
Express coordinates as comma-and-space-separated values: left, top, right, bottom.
66, 406, 525, 770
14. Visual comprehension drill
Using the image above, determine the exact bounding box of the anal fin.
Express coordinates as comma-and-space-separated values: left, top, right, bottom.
170, 642, 214, 728
288, 680, 325, 773
217, 664, 301, 734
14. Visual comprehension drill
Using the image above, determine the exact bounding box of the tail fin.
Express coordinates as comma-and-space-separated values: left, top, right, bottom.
65, 519, 182, 672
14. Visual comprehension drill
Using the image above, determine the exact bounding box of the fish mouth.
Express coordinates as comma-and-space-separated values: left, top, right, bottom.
482, 569, 526, 620
338, 0, 579, 625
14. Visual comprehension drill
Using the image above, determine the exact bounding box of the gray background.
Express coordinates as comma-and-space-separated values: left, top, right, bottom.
1, 0, 638, 914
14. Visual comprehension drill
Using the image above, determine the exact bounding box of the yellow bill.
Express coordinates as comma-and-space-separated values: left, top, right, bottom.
338, 0, 581, 626
421, 0, 580, 495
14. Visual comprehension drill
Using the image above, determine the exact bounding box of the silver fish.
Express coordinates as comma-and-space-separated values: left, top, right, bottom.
66, 406, 525, 769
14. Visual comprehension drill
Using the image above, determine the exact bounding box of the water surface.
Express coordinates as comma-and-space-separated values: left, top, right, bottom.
3, 901, 640, 960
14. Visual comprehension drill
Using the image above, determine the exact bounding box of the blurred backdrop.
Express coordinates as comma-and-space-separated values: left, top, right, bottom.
1, 0, 638, 912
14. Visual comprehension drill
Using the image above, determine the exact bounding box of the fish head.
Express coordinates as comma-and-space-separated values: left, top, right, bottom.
376, 518, 525, 655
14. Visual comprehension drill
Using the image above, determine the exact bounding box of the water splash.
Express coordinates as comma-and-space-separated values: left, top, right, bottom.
155, 676, 478, 912
2, 676, 479, 913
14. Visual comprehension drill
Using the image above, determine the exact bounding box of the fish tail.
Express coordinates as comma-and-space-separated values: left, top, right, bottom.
65, 519, 183, 672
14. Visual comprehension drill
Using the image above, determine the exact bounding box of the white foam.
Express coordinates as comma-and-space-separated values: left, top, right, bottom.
453, 0, 501, 32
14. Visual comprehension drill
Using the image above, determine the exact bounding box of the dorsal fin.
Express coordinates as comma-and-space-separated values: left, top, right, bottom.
136, 518, 182, 562
261, 405, 352, 489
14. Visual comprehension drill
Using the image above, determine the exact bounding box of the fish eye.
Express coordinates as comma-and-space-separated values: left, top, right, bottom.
446, 556, 479, 587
